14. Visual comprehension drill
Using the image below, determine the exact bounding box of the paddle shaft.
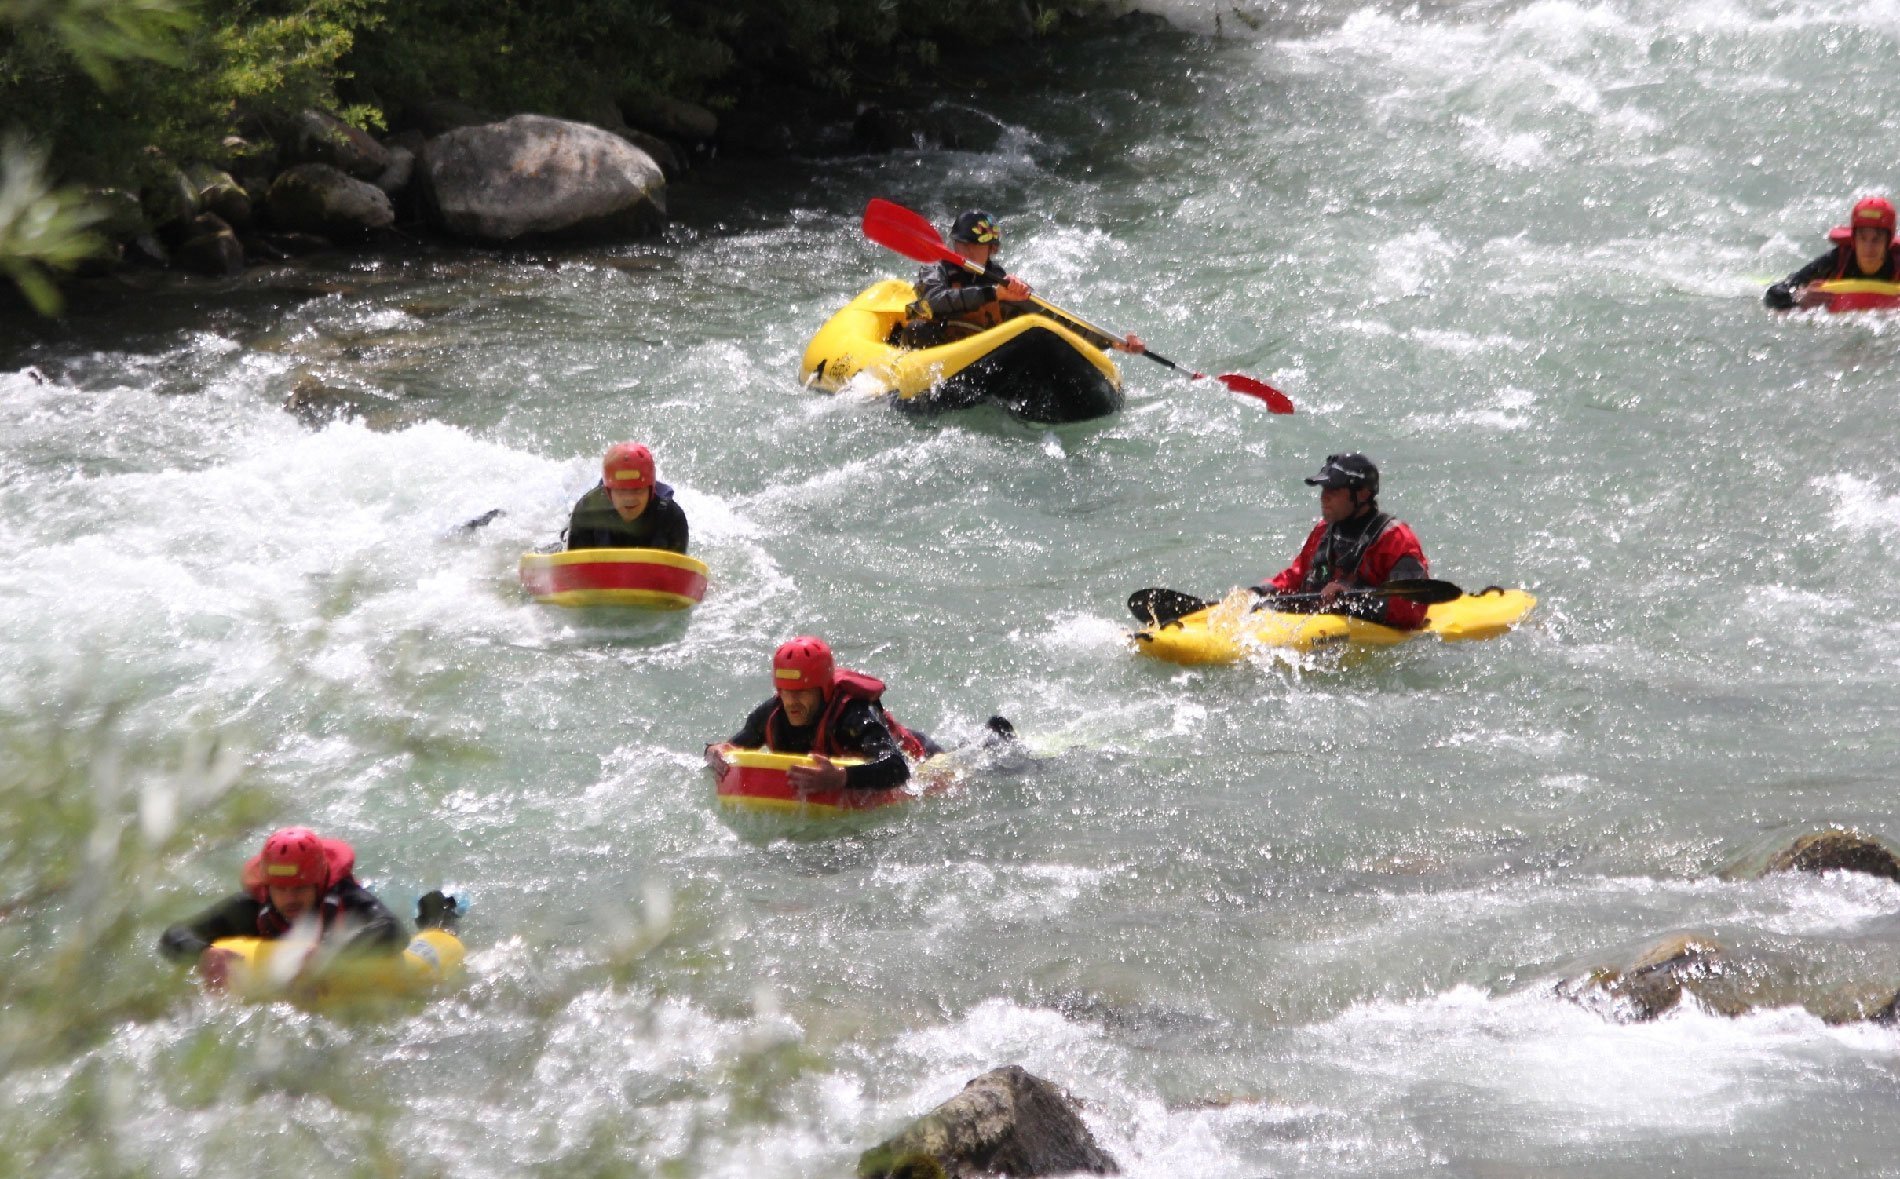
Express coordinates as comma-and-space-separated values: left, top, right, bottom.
861, 199, 1292, 412
936, 249, 1182, 367
1129, 578, 1465, 625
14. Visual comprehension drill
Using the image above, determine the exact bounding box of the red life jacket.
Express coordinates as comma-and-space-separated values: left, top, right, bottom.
766, 668, 929, 760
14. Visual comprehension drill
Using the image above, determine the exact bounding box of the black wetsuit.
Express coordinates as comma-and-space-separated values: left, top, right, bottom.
563, 482, 689, 552
158, 883, 405, 962
1765, 247, 1900, 309
728, 696, 913, 791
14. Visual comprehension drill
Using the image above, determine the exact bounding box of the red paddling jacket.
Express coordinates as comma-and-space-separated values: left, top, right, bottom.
1267, 511, 1431, 630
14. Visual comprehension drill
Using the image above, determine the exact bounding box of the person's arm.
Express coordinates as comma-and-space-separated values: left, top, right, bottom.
918, 263, 1000, 319
1258, 522, 1326, 596
159, 895, 263, 962
1765, 251, 1840, 309
564, 485, 613, 551
725, 698, 777, 749
1350, 525, 1430, 629
329, 884, 406, 955
652, 497, 689, 554
832, 701, 910, 791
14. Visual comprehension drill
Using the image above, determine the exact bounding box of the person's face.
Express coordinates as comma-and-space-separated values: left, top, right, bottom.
1855, 226, 1891, 272
268, 884, 319, 921
1319, 484, 1364, 523
961, 240, 996, 267
609, 486, 651, 520
778, 686, 825, 726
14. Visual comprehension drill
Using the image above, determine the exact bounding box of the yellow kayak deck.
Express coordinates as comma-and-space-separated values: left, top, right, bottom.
1133, 588, 1538, 665
800, 279, 1122, 423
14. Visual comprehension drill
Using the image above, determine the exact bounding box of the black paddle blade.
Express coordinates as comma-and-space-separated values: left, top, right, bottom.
1128, 587, 1213, 626
1379, 578, 1465, 604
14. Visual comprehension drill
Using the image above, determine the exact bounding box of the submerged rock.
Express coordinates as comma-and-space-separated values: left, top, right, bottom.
420, 115, 665, 243
1763, 829, 1900, 882
1561, 932, 1740, 1023
282, 374, 411, 431
858, 1065, 1119, 1179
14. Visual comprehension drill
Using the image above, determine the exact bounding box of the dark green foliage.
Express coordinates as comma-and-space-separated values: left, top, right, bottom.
5, 0, 1123, 191
0, 0, 384, 185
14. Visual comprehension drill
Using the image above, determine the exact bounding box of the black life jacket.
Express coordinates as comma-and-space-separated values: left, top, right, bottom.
1301, 512, 1394, 592
764, 669, 929, 759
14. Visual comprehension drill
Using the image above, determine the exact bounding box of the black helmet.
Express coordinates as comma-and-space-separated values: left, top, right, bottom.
950, 210, 1001, 246
1304, 452, 1379, 497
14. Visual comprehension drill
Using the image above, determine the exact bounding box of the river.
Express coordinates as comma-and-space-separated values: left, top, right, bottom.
5, 1, 1900, 1174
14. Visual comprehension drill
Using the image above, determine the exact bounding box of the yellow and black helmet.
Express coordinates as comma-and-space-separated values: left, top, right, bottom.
950, 210, 1001, 246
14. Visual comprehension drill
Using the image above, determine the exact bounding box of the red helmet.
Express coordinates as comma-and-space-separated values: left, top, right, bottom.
1851, 196, 1896, 234
602, 442, 655, 490
773, 636, 834, 691
257, 827, 329, 889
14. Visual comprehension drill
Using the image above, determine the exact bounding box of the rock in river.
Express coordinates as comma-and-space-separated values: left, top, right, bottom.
419, 114, 665, 243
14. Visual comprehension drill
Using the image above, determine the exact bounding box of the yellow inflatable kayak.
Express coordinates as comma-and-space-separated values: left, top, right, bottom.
1133, 587, 1538, 665
800, 279, 1122, 423
207, 928, 466, 1006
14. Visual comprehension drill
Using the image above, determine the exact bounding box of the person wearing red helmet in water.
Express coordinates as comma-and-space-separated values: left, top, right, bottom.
1253, 452, 1432, 630
903, 210, 1145, 353
1765, 196, 1900, 310
159, 827, 409, 987
563, 441, 689, 552
714, 636, 947, 792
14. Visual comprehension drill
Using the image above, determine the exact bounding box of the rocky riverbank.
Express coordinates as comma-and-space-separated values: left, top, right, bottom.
43, 9, 1176, 299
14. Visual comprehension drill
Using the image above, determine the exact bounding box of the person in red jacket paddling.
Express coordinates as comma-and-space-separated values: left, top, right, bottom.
1255, 452, 1431, 630
714, 636, 942, 792
1765, 196, 1900, 310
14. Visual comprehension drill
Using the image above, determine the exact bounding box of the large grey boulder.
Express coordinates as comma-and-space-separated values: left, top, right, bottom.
419, 114, 665, 243
858, 1065, 1119, 1179
286, 109, 391, 181
265, 163, 394, 238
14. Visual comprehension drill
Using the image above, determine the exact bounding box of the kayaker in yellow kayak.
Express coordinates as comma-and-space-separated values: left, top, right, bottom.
1765, 196, 1900, 310
904, 210, 1146, 354
563, 441, 690, 553
1254, 453, 1431, 630
158, 827, 417, 991
709, 636, 941, 793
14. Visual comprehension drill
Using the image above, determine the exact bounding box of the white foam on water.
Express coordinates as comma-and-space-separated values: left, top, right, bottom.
1306, 985, 1849, 1140
1817, 473, 1900, 549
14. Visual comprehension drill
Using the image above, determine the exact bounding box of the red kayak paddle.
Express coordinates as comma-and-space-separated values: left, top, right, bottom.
861, 198, 1294, 414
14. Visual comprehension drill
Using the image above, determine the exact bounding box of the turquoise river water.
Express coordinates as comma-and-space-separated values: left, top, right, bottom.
6, 1, 1900, 1174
